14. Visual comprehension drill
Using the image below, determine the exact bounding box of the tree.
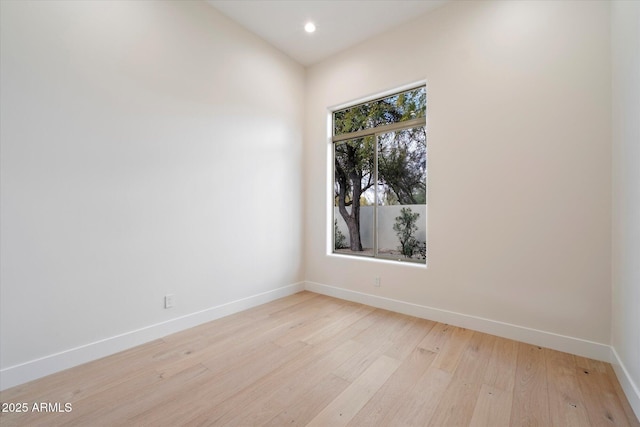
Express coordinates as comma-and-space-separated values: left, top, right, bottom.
334, 137, 374, 251
393, 207, 420, 258
334, 87, 426, 252
334, 219, 347, 249
378, 128, 426, 205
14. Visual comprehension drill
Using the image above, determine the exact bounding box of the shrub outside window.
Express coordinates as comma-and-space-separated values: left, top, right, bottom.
333, 86, 427, 264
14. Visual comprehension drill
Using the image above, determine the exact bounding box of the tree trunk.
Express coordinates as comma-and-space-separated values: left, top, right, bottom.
347, 171, 363, 251
337, 172, 363, 252
346, 217, 362, 250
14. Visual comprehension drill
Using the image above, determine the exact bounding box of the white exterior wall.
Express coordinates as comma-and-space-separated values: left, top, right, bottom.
335, 204, 427, 251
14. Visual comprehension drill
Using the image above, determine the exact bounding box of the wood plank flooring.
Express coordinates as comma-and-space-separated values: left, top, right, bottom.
1, 291, 638, 426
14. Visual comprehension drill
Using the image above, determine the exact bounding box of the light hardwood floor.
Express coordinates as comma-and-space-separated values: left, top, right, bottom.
1, 291, 638, 426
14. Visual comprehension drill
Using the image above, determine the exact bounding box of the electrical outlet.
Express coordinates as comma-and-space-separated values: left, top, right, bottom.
164, 294, 175, 309
374, 277, 381, 287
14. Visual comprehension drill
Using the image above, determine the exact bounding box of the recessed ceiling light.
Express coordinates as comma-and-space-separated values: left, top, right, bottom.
304, 22, 316, 33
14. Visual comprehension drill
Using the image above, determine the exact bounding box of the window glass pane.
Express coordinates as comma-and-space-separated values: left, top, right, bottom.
333, 87, 426, 136
376, 127, 427, 263
332, 85, 427, 265
334, 136, 375, 256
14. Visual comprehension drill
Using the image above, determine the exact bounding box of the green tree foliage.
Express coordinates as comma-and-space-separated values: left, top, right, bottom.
334, 220, 348, 250
378, 128, 426, 205
334, 88, 426, 135
393, 207, 420, 258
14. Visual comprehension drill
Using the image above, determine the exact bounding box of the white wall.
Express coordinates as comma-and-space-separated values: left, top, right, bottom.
612, 0, 640, 417
305, 1, 612, 349
0, 0, 304, 387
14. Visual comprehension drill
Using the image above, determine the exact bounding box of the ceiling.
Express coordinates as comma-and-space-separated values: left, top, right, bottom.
207, 1, 448, 66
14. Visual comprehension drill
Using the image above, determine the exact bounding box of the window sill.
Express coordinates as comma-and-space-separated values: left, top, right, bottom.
328, 252, 428, 269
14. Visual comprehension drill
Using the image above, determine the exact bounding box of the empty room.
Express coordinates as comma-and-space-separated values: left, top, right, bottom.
1, 0, 638, 425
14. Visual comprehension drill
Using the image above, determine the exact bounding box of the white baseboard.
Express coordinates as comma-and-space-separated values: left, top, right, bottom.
304, 281, 612, 362
611, 347, 640, 421
2, 279, 628, 406
0, 282, 305, 391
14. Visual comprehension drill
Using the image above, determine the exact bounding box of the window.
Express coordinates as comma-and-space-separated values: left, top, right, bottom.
332, 86, 427, 264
